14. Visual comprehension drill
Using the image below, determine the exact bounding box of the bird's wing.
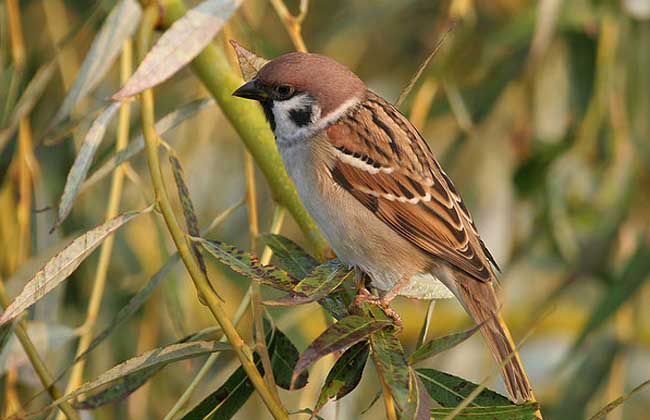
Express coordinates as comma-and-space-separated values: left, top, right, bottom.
325, 91, 498, 283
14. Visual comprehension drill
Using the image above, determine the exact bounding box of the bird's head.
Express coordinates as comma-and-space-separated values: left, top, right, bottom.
233, 52, 366, 143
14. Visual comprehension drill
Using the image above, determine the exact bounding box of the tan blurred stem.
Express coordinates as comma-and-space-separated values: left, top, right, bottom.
136, 6, 287, 419
158, 0, 329, 261
602, 305, 634, 420
269, 0, 309, 52
0, 280, 80, 420
56, 39, 133, 420
409, 79, 438, 130
245, 151, 280, 399
42, 0, 80, 90
163, 206, 286, 420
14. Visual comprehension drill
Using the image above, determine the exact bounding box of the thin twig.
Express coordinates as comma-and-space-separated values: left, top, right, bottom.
395, 21, 455, 108
269, 0, 309, 52
136, 6, 287, 419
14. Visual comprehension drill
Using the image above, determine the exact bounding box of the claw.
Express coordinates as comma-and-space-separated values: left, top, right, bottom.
354, 288, 402, 328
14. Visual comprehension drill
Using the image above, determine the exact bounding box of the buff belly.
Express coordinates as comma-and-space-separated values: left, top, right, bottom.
279, 139, 454, 300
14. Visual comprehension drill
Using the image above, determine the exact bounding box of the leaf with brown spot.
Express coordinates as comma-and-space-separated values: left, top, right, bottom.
197, 238, 297, 291
112, 0, 243, 100
291, 315, 389, 388
370, 326, 411, 413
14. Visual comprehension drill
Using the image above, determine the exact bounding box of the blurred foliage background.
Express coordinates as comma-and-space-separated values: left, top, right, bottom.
0, 0, 649, 419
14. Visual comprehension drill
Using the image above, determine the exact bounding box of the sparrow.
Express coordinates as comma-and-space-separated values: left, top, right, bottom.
233, 51, 534, 404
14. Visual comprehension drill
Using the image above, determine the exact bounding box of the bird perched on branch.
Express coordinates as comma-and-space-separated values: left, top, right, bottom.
233, 51, 535, 404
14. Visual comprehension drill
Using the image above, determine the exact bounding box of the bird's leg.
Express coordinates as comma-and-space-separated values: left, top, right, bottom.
353, 275, 411, 327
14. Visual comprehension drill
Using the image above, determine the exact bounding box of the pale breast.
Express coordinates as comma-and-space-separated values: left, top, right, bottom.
277, 135, 454, 299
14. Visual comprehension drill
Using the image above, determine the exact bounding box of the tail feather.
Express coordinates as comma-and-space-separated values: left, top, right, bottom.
455, 275, 534, 403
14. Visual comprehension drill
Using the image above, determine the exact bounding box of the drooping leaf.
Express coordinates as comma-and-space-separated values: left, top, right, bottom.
409, 323, 481, 364
0, 207, 150, 326
181, 324, 304, 419
81, 98, 215, 193
50, 341, 229, 410
0, 61, 57, 152
403, 374, 433, 420
315, 341, 370, 413
168, 153, 217, 298
292, 315, 389, 388
52, 102, 122, 230
269, 326, 308, 390
429, 403, 541, 420
415, 368, 513, 408
72, 366, 161, 409
51, 0, 142, 126
112, 0, 243, 100
259, 233, 318, 279
572, 245, 650, 351
370, 327, 411, 413
265, 260, 354, 306
230, 40, 269, 81
197, 238, 297, 291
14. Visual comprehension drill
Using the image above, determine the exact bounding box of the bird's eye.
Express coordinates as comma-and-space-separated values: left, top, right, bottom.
274, 84, 294, 99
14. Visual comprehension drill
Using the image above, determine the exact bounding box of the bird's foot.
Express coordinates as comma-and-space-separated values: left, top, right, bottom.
354, 288, 402, 328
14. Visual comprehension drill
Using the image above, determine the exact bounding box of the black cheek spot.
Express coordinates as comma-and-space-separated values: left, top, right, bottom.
289, 107, 313, 127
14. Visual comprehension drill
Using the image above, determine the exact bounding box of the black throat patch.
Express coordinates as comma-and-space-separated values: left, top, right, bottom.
260, 101, 275, 131
288, 107, 313, 127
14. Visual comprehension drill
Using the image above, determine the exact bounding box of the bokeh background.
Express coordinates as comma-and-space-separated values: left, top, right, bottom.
0, 0, 649, 419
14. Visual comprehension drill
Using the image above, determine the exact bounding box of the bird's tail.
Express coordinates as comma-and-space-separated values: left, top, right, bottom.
455, 275, 534, 404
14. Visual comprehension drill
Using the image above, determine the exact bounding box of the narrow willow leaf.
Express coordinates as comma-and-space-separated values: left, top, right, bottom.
415, 368, 513, 408
52, 101, 122, 231
430, 403, 540, 420
50, 341, 229, 409
269, 326, 308, 390
112, 0, 243, 99
315, 341, 370, 413
181, 325, 302, 419
403, 374, 433, 420
197, 238, 297, 291
588, 378, 650, 420
0, 322, 15, 354
292, 315, 389, 388
168, 153, 216, 298
573, 245, 650, 351
0, 207, 150, 326
51, 0, 142, 126
259, 233, 318, 279
72, 366, 161, 409
409, 324, 481, 364
370, 328, 411, 413
229, 40, 269, 81
0, 61, 57, 151
81, 98, 214, 193
265, 260, 354, 306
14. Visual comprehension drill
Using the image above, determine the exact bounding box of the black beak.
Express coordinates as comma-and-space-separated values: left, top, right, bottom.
232, 80, 268, 101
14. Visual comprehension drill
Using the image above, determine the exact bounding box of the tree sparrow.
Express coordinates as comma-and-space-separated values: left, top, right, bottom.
233, 52, 534, 403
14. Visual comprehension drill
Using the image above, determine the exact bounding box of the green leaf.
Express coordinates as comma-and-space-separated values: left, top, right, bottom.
81, 98, 215, 193
168, 153, 217, 298
369, 327, 411, 413
0, 322, 14, 354
572, 245, 650, 351
51, 0, 142, 126
259, 233, 318, 279
404, 374, 433, 420
429, 403, 541, 420
52, 102, 122, 230
315, 341, 370, 413
265, 260, 354, 306
416, 368, 513, 408
198, 238, 297, 291
409, 323, 481, 364
292, 315, 389, 388
112, 0, 243, 99
181, 325, 305, 419
0, 207, 151, 326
